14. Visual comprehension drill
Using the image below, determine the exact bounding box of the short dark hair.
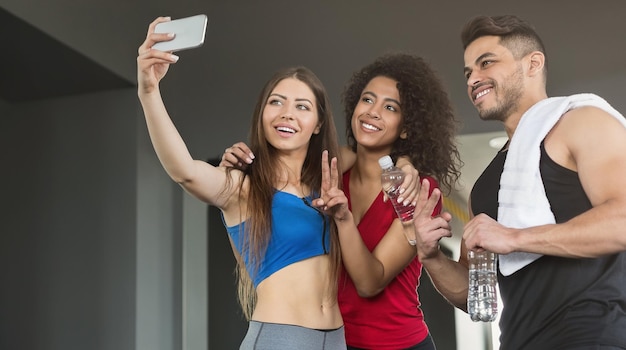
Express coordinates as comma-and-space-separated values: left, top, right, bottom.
461, 15, 547, 65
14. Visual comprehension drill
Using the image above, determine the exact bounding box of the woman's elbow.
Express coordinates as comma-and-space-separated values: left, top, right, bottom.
355, 285, 384, 298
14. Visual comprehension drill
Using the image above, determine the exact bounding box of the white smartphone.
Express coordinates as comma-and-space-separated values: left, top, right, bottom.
152, 14, 208, 52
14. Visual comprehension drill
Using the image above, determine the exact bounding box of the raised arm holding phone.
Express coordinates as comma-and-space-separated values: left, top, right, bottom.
137, 17, 348, 350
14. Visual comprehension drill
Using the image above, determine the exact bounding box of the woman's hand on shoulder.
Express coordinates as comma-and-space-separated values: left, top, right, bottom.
219, 142, 255, 171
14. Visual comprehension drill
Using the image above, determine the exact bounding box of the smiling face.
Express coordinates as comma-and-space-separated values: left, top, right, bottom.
262, 77, 320, 155
463, 35, 526, 122
351, 76, 404, 153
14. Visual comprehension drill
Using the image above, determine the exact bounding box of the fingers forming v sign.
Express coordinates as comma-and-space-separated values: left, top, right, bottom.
315, 150, 350, 222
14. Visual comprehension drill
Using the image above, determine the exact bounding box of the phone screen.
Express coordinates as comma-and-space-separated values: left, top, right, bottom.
152, 14, 208, 52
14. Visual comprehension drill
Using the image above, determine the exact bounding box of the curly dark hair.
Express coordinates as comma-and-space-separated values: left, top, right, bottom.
342, 53, 462, 194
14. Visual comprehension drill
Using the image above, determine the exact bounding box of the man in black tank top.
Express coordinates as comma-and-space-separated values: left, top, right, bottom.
412, 15, 626, 349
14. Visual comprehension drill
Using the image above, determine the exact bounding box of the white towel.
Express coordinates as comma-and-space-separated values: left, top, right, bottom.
498, 93, 626, 276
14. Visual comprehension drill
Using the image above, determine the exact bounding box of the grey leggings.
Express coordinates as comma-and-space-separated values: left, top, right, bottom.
240, 321, 347, 350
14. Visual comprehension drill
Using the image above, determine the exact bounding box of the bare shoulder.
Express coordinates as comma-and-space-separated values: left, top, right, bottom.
558, 106, 624, 132
550, 105, 626, 203
561, 106, 626, 147
546, 106, 626, 148
547, 106, 626, 169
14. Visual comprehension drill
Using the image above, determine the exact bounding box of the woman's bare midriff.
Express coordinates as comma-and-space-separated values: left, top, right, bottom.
250, 255, 343, 330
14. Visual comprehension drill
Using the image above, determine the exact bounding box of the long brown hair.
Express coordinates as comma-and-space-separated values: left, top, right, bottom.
233, 66, 342, 319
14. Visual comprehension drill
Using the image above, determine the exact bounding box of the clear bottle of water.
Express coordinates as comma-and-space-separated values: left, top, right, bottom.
467, 250, 498, 322
378, 155, 415, 222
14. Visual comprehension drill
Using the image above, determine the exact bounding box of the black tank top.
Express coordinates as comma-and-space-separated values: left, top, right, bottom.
470, 142, 626, 349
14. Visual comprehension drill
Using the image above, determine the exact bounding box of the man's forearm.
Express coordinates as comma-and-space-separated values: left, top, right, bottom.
421, 249, 469, 311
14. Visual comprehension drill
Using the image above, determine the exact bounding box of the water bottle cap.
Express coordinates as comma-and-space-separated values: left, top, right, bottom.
378, 155, 394, 169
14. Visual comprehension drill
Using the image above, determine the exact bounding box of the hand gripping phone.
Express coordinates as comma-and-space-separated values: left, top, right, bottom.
152, 14, 208, 52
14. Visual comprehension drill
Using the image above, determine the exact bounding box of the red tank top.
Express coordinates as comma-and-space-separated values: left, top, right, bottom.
338, 170, 441, 349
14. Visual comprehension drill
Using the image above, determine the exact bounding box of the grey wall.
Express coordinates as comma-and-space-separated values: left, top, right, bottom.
136, 119, 183, 350
1, 89, 138, 350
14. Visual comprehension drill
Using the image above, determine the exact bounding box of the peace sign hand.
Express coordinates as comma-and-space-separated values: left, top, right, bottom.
313, 150, 352, 223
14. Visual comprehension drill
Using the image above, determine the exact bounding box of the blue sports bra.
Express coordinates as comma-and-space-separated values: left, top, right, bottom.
222, 190, 330, 287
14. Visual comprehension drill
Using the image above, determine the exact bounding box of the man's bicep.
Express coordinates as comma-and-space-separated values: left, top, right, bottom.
570, 109, 626, 205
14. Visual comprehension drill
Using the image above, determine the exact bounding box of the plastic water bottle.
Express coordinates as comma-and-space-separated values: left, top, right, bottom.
378, 155, 415, 223
467, 250, 498, 322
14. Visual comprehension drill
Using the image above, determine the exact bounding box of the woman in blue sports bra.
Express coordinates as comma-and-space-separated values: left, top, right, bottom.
137, 17, 346, 350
